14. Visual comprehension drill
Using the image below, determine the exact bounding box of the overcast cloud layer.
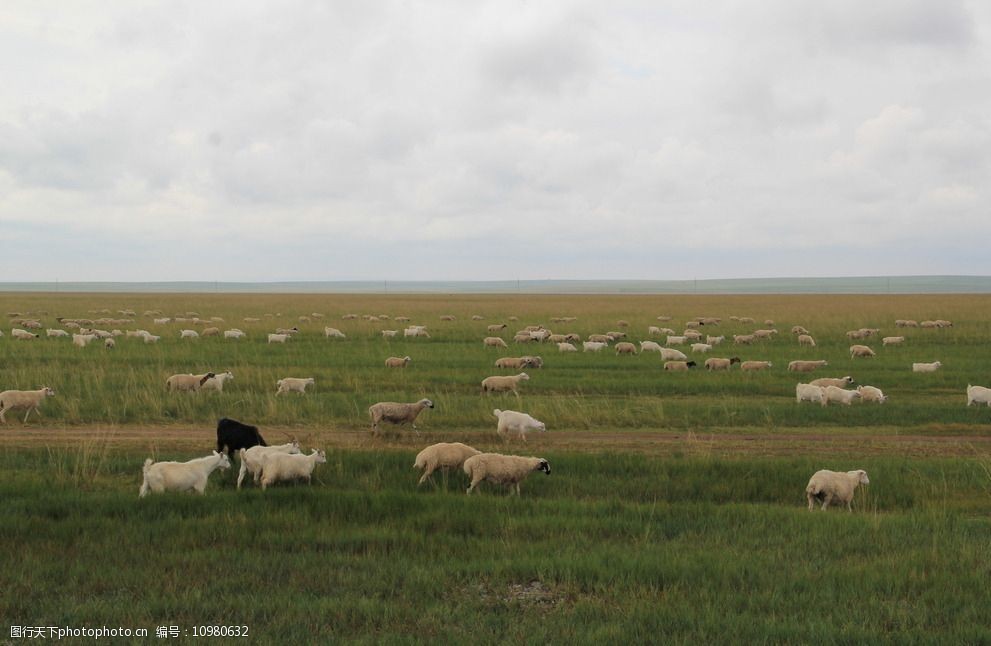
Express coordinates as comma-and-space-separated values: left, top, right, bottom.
1, 1, 989, 281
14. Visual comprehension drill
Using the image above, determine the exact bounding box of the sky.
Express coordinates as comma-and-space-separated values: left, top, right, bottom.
1, 1, 989, 282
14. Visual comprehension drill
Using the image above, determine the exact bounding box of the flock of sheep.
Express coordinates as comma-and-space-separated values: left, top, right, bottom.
2, 307, 986, 506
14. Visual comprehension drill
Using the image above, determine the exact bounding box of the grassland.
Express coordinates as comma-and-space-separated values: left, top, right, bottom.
1, 292, 990, 643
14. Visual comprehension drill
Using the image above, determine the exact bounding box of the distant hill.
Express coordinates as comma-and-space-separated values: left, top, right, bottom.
1, 276, 990, 294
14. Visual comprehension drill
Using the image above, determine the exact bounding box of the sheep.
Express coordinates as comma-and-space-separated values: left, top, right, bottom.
463, 453, 550, 496
143, 334, 161, 344
529, 330, 552, 342
104, 338, 115, 349
788, 360, 828, 373
849, 345, 876, 359
806, 469, 870, 511
699, 317, 721, 326
259, 449, 327, 490
324, 327, 346, 339
276, 377, 315, 394
733, 334, 756, 345
439, 315, 456, 321
664, 360, 697, 371
740, 360, 772, 372
691, 343, 712, 353
201, 327, 220, 337
753, 329, 778, 339
267, 333, 290, 344
796, 383, 828, 407
685, 321, 701, 329
369, 398, 434, 434
493, 408, 546, 442
810, 376, 855, 389
385, 356, 412, 368
791, 325, 810, 335
237, 440, 299, 489
11, 328, 39, 340
547, 334, 567, 343
857, 385, 887, 403
276, 327, 300, 335
216, 417, 269, 460
413, 442, 482, 485
166, 372, 215, 392
882, 336, 905, 346
404, 327, 430, 338
615, 342, 638, 355
72, 334, 97, 348
153, 317, 172, 325
0, 387, 56, 423
798, 334, 816, 347
606, 331, 628, 341
521, 356, 543, 369
666, 335, 687, 346
639, 341, 662, 353
912, 361, 941, 373
381, 330, 398, 338
934, 319, 953, 328
738, 317, 755, 324
824, 385, 861, 406
704, 357, 740, 371
487, 324, 507, 333
683, 330, 703, 341
482, 373, 530, 394
648, 326, 663, 336
21, 320, 41, 329
46, 329, 69, 338
495, 357, 536, 370
484, 336, 509, 348
395, 316, 410, 322
654, 327, 675, 336
562, 333, 581, 343
656, 316, 672, 322
201, 371, 234, 392
513, 333, 534, 344
557, 342, 577, 352
139, 451, 231, 497
125, 329, 150, 338
966, 385, 991, 407
659, 348, 688, 361
224, 329, 245, 339
583, 341, 608, 352
588, 334, 611, 343
616, 319, 630, 328
706, 335, 725, 345
180, 329, 199, 339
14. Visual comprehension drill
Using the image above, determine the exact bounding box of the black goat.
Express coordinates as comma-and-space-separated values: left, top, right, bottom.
216, 417, 267, 459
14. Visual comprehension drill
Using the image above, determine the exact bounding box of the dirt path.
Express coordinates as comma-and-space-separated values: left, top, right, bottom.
3, 425, 990, 458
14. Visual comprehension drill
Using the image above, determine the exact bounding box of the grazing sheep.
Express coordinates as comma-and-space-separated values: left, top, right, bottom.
857, 385, 887, 403
179, 329, 199, 339
463, 453, 550, 496
487, 324, 508, 332
934, 319, 953, 328
648, 326, 663, 336
153, 317, 172, 324
639, 341, 662, 353
72, 334, 97, 347
583, 341, 608, 352
912, 361, 942, 373
482, 373, 530, 394
691, 343, 712, 353
810, 377, 855, 389
216, 417, 268, 459
806, 469, 870, 511
413, 443, 481, 485
824, 386, 861, 406
404, 327, 430, 338
740, 360, 772, 372
0, 387, 56, 423
683, 330, 703, 341
201, 327, 220, 337
238, 442, 302, 488
439, 315, 456, 321
657, 316, 672, 322
788, 360, 829, 373
143, 334, 161, 344
493, 408, 546, 442
796, 383, 828, 406
666, 335, 687, 346
704, 357, 740, 371
562, 333, 581, 343
733, 334, 756, 345
276, 327, 300, 335
664, 360, 697, 371
46, 329, 70, 338
513, 333, 534, 343
615, 342, 638, 355
267, 333, 290, 344
395, 316, 410, 323
276, 377, 315, 394
849, 345, 876, 358
966, 385, 991, 407
165, 372, 215, 392
557, 342, 577, 352
324, 327, 346, 338
588, 334, 611, 343
484, 337, 509, 348
259, 449, 327, 490
706, 335, 725, 345
11, 328, 39, 340
495, 357, 536, 370
659, 348, 688, 361
882, 336, 905, 346
381, 330, 398, 338
798, 334, 816, 347
385, 356, 412, 368
224, 329, 245, 339
369, 398, 435, 434
895, 319, 918, 328
791, 326, 810, 335
104, 338, 116, 349
685, 321, 701, 329
139, 451, 231, 497
521, 356, 543, 369
753, 329, 778, 339
201, 371, 234, 392
920, 321, 937, 328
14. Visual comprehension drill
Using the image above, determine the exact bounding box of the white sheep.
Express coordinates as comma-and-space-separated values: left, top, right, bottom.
882, 336, 905, 346
796, 383, 828, 406
805, 469, 870, 511
369, 398, 434, 434
706, 335, 725, 345
72, 334, 97, 348
912, 361, 942, 373
276, 377, 315, 394
659, 348, 688, 361
740, 360, 772, 372
236, 441, 301, 488
463, 453, 551, 496
733, 334, 756, 345
201, 371, 234, 392
224, 329, 246, 339
46, 329, 70, 338
166, 372, 215, 392
797, 334, 816, 347
615, 342, 638, 355
180, 329, 199, 339
824, 385, 861, 406
857, 385, 887, 403
0, 387, 56, 423
482, 373, 530, 394
404, 327, 430, 338
382, 330, 398, 338
143, 334, 161, 344
324, 327, 346, 339
788, 360, 828, 373
139, 451, 231, 497
385, 356, 412, 368
487, 324, 508, 333
557, 342, 577, 352
267, 333, 290, 344
11, 328, 39, 340
153, 317, 172, 325
104, 338, 116, 349
493, 408, 546, 442
664, 360, 697, 371
966, 385, 991, 407
849, 345, 876, 358
666, 335, 687, 346
259, 449, 327, 490
413, 442, 481, 485
484, 337, 509, 348
809, 377, 854, 389
704, 357, 740, 370
495, 357, 535, 370
582, 341, 608, 352
639, 341, 662, 353
691, 343, 712, 353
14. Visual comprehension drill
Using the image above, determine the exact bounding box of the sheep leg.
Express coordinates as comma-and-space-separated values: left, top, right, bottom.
417, 469, 432, 486
237, 462, 248, 489
0, 408, 5, 424
466, 479, 480, 495
807, 493, 815, 512
23, 408, 32, 424
820, 492, 833, 511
